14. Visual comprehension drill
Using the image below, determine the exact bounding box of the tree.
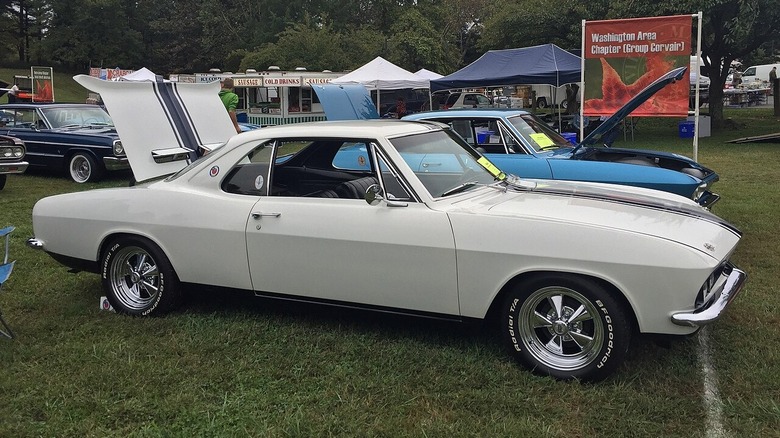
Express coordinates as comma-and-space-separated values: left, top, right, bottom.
478, 0, 594, 54
1, 0, 50, 64
386, 8, 456, 72
43, 0, 143, 70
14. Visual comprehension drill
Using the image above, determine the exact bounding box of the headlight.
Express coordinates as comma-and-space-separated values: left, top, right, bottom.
113, 140, 124, 156
692, 182, 707, 202
0, 146, 23, 158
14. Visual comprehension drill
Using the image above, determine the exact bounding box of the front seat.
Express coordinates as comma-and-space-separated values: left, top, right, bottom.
334, 176, 378, 199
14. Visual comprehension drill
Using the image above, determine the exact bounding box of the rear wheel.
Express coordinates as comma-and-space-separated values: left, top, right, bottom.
502, 274, 631, 381
101, 236, 181, 316
536, 97, 548, 109
68, 152, 103, 183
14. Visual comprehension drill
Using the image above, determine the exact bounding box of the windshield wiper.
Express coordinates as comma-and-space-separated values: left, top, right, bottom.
441, 181, 479, 197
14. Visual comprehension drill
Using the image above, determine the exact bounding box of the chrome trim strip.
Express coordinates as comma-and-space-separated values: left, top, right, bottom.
671, 264, 747, 327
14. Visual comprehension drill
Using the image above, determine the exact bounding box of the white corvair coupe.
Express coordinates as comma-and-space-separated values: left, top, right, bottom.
26, 77, 746, 382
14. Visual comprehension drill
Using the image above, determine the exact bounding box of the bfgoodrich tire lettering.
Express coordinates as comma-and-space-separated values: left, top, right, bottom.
101, 236, 181, 316
503, 274, 630, 381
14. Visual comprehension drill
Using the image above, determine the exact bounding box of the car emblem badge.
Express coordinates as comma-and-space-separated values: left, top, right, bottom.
209, 166, 219, 177
704, 243, 715, 252
357, 156, 366, 167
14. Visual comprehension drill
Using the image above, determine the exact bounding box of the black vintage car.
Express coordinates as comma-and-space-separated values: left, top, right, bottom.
0, 103, 127, 183
0, 134, 28, 190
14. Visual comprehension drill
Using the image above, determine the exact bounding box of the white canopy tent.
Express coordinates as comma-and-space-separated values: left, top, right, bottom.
332, 57, 429, 111
118, 67, 159, 82
414, 68, 444, 80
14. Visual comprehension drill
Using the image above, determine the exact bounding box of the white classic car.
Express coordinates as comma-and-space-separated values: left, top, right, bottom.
26, 76, 746, 381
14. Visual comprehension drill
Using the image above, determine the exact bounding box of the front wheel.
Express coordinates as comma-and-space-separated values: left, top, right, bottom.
502, 274, 631, 381
536, 97, 548, 109
0, 174, 6, 190
101, 236, 181, 316
68, 152, 103, 183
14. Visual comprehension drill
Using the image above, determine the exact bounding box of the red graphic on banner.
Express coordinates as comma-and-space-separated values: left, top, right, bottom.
583, 15, 691, 117
35, 80, 54, 102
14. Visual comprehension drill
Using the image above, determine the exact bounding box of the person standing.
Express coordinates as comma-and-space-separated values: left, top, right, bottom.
395, 97, 406, 118
219, 78, 241, 134
732, 71, 742, 88
7, 84, 18, 103
770, 66, 777, 82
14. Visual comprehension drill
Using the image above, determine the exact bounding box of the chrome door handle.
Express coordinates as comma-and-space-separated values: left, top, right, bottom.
251, 212, 281, 219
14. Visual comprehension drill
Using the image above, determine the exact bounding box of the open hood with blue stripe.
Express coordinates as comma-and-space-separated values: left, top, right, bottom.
74, 75, 237, 182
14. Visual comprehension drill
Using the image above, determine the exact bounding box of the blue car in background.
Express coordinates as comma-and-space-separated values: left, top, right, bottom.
0, 103, 128, 183
404, 67, 720, 207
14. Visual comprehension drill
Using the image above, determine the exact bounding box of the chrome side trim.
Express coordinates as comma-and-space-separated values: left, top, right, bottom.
672, 264, 747, 327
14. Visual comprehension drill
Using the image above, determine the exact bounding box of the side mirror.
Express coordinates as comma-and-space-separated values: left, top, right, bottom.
365, 184, 383, 205
365, 183, 409, 208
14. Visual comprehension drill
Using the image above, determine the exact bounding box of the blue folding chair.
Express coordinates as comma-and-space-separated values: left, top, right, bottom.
0, 226, 16, 339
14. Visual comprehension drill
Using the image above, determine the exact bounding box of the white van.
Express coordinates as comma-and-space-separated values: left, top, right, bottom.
741, 63, 780, 86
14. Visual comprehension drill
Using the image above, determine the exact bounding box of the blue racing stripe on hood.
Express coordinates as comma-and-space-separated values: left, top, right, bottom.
152, 80, 201, 161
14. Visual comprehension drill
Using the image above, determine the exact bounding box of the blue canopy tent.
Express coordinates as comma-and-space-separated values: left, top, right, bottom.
430, 44, 581, 92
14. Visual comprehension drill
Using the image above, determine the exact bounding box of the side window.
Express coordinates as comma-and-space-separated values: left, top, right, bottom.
445, 94, 460, 106
498, 123, 525, 154
476, 95, 491, 106
374, 149, 414, 202
222, 141, 274, 196
463, 95, 476, 106
10, 109, 39, 129
743, 67, 755, 76
449, 120, 474, 145
332, 142, 370, 171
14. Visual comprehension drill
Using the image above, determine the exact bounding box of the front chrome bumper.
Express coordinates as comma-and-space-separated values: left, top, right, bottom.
697, 191, 720, 209
0, 161, 29, 175
103, 156, 130, 171
672, 264, 747, 327
26, 238, 44, 250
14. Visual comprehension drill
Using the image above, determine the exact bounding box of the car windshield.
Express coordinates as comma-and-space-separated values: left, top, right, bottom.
506, 114, 572, 152
40, 106, 114, 129
389, 130, 502, 198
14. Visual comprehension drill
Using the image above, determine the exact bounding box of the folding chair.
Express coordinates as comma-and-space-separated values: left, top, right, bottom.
0, 226, 16, 339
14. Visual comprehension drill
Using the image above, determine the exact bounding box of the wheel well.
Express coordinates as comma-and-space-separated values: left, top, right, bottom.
99, 233, 163, 264
484, 271, 639, 333
65, 149, 97, 161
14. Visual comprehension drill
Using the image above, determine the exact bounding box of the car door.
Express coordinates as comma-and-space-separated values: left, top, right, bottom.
244, 139, 460, 316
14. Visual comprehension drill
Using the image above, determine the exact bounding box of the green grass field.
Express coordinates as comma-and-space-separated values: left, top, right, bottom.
1, 85, 779, 435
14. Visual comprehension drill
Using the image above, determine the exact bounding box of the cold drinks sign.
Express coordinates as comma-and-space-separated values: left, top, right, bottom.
583, 15, 691, 117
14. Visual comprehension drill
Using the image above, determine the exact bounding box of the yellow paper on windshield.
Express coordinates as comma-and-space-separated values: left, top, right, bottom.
477, 157, 506, 180
530, 133, 554, 148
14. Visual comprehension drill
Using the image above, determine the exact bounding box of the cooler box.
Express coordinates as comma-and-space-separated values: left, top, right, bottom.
561, 132, 577, 145
678, 121, 695, 138
476, 130, 494, 143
